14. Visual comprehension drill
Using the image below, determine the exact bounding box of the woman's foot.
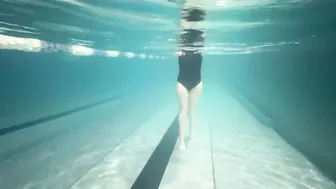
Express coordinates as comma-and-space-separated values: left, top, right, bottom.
178, 138, 186, 150
179, 143, 186, 150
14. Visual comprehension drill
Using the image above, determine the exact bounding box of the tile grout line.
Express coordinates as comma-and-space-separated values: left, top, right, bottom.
208, 120, 217, 189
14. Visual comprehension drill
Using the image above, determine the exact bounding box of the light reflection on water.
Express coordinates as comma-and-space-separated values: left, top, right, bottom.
1, 0, 334, 56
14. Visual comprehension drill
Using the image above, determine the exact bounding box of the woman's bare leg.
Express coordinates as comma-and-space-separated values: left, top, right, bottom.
188, 81, 203, 138
176, 82, 189, 150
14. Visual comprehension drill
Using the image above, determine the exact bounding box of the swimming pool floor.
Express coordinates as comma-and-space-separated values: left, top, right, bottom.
0, 83, 335, 189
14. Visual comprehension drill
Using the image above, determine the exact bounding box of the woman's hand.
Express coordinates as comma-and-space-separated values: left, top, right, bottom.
175, 50, 184, 56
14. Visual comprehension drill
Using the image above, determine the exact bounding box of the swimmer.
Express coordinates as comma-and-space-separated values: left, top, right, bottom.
176, 50, 203, 150
176, 0, 206, 150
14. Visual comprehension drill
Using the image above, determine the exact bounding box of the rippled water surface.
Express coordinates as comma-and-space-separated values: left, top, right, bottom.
0, 0, 335, 56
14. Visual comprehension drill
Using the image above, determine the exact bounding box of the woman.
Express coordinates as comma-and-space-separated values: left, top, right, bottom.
177, 50, 203, 150
176, 0, 206, 150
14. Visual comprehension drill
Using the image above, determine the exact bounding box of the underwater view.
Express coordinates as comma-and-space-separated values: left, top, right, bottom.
0, 0, 336, 188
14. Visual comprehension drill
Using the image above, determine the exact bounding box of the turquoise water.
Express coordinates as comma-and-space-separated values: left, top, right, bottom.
0, 0, 336, 189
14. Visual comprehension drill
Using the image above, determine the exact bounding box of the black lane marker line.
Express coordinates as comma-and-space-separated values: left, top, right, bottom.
0, 94, 127, 136
66, 112, 152, 189
131, 115, 179, 189
209, 120, 217, 189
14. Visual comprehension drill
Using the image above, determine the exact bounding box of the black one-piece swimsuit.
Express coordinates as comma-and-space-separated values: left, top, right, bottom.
177, 52, 202, 91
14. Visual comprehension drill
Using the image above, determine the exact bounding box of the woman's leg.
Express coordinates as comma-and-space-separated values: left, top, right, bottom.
176, 82, 189, 150
188, 81, 203, 137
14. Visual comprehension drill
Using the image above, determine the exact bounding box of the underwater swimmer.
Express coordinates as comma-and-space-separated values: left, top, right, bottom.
175, 0, 206, 150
